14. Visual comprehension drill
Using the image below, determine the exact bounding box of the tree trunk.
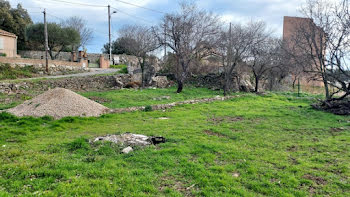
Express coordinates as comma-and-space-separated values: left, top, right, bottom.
292, 76, 297, 90
140, 57, 146, 89
322, 73, 330, 100
177, 79, 183, 93
255, 77, 259, 93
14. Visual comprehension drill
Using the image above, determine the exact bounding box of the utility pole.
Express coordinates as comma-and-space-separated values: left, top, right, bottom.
43, 9, 49, 73
164, 25, 166, 60
108, 5, 112, 62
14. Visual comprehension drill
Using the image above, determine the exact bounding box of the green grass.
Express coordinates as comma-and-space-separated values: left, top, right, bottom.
0, 63, 38, 80
110, 64, 128, 69
110, 65, 128, 74
0, 92, 349, 196
80, 86, 226, 108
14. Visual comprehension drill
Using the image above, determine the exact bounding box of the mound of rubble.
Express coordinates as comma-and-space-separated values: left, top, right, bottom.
7, 88, 109, 119
312, 99, 350, 115
92, 133, 165, 154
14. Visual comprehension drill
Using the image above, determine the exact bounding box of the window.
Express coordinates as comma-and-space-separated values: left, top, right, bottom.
0, 37, 3, 50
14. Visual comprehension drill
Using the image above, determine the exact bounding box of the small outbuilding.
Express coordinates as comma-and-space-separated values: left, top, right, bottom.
0, 29, 17, 57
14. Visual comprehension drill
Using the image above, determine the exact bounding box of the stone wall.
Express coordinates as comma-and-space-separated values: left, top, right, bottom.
18, 51, 162, 72
187, 73, 254, 92
0, 57, 89, 75
0, 74, 170, 95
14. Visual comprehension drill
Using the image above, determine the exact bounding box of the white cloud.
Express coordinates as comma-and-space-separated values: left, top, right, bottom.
7, 0, 318, 52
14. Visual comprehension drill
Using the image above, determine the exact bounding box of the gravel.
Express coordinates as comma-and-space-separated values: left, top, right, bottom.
7, 88, 109, 119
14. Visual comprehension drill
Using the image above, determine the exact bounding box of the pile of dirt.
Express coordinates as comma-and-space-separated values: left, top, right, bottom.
7, 88, 109, 119
312, 99, 350, 115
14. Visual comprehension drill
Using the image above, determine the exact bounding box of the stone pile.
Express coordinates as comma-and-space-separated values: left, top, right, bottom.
92, 133, 166, 154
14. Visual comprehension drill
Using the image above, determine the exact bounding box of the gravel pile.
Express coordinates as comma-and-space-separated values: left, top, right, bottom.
7, 88, 109, 119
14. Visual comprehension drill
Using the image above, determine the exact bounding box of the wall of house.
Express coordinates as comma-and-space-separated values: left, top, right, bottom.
0, 35, 17, 57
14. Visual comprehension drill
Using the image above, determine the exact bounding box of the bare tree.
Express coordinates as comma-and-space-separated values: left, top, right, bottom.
218, 21, 269, 95
119, 25, 159, 88
63, 16, 93, 50
288, 0, 350, 100
248, 37, 281, 92
155, 3, 221, 93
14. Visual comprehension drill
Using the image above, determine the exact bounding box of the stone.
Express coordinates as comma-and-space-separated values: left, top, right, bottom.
93, 133, 152, 146
122, 146, 133, 154
153, 96, 171, 101
233, 172, 240, 178
151, 76, 170, 88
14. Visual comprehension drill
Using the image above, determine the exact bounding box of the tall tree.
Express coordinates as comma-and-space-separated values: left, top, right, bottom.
102, 37, 134, 55
218, 21, 268, 95
248, 37, 281, 92
0, 0, 32, 50
117, 25, 159, 87
288, 0, 350, 100
26, 23, 80, 60
62, 16, 93, 50
156, 3, 221, 93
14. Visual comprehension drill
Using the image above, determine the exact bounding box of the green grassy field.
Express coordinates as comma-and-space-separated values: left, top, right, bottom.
81, 87, 227, 108
0, 91, 349, 196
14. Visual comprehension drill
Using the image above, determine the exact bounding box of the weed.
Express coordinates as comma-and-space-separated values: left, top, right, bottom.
66, 137, 90, 152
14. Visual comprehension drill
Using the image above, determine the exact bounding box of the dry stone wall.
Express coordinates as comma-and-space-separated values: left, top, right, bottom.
0, 74, 171, 95
0, 57, 89, 75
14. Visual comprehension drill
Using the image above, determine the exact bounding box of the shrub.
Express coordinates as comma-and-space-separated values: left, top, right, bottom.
144, 105, 153, 112
0, 53, 6, 57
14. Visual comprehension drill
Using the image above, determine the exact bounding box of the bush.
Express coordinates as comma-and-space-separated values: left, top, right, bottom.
144, 105, 153, 112
0, 53, 6, 57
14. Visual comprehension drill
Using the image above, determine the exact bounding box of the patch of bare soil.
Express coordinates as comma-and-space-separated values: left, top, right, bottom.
159, 173, 197, 196
312, 99, 350, 115
208, 116, 244, 124
286, 145, 298, 152
302, 174, 327, 185
88, 96, 111, 104
203, 130, 227, 138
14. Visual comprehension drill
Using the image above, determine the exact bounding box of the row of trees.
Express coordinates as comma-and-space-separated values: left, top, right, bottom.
26, 16, 93, 60
106, 0, 350, 101
0, 0, 93, 60
105, 3, 287, 94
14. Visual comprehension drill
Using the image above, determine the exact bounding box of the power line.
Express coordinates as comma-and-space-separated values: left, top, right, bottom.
35, 0, 107, 8
110, 7, 154, 24
46, 13, 65, 21
114, 0, 164, 14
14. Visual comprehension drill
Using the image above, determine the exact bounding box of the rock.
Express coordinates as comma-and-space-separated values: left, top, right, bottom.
122, 146, 133, 154
151, 76, 170, 88
233, 172, 240, 178
93, 133, 152, 146
153, 96, 171, 101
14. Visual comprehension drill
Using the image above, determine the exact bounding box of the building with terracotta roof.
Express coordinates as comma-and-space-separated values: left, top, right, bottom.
0, 29, 17, 57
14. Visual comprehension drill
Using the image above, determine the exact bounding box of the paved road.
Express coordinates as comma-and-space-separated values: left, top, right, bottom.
10, 68, 120, 81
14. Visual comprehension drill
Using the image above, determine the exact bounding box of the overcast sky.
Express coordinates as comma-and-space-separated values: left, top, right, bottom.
8, 0, 305, 53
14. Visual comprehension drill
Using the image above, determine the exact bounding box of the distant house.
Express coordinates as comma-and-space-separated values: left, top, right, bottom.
0, 29, 17, 57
